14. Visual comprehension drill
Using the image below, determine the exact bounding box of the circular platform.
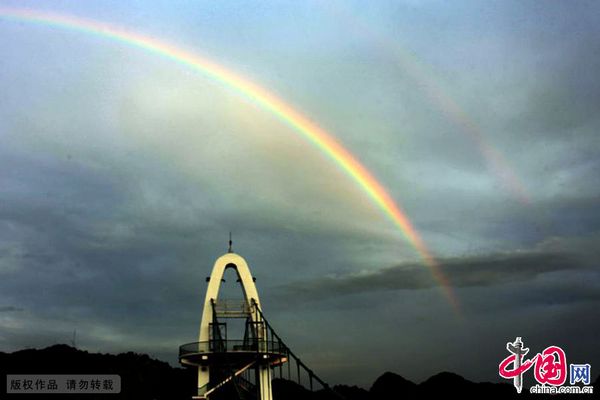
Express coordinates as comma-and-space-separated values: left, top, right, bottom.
179, 340, 288, 367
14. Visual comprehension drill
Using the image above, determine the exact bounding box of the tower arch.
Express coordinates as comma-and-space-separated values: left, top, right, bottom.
199, 253, 262, 344
180, 252, 284, 400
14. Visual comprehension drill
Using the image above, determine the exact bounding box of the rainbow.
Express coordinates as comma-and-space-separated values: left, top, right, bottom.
322, 1, 530, 204
0, 7, 459, 311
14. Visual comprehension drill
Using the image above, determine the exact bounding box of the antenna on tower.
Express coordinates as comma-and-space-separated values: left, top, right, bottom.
228, 232, 233, 253
71, 329, 77, 349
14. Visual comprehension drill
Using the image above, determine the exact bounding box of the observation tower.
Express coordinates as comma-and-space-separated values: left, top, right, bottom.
179, 245, 287, 400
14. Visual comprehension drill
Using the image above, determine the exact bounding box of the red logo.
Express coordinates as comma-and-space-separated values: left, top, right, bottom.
499, 337, 567, 393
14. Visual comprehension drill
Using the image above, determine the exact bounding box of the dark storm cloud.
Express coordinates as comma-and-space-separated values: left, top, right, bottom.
0, 143, 369, 362
279, 247, 596, 300
0, 146, 213, 352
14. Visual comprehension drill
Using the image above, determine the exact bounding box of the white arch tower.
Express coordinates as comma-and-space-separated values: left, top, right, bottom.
179, 251, 286, 400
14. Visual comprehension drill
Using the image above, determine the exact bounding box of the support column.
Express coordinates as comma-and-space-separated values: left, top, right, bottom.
258, 364, 273, 400
197, 368, 209, 398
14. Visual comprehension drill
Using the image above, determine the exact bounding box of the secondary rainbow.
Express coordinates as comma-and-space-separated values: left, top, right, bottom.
0, 7, 459, 311
323, 1, 530, 203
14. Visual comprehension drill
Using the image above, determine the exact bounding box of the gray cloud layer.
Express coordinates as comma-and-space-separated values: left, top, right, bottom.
0, 306, 23, 313
278, 244, 597, 300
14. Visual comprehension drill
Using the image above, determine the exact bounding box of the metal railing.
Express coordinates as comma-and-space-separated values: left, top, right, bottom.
250, 299, 346, 399
212, 299, 251, 317
179, 340, 287, 358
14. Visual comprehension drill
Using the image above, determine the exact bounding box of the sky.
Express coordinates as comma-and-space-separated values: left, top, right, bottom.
1, 0, 599, 388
